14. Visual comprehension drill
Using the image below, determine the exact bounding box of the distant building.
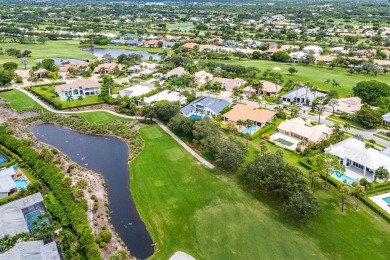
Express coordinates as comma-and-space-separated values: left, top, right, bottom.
302, 45, 323, 55
165, 67, 187, 79
211, 77, 245, 92
119, 84, 154, 98
223, 104, 276, 128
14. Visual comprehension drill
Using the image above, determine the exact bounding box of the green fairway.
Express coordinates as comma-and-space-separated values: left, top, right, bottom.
0, 90, 46, 111
0, 40, 95, 70
131, 125, 390, 259
214, 59, 390, 98
80, 111, 132, 124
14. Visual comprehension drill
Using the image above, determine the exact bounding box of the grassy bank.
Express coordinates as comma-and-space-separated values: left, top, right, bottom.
131, 125, 390, 259
0, 90, 46, 111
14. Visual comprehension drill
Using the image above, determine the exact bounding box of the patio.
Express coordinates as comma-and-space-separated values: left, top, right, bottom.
270, 132, 300, 151
344, 167, 374, 182
370, 193, 390, 215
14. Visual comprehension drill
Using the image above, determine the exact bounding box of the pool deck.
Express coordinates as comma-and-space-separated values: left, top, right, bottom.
270, 132, 300, 151
370, 193, 390, 214
344, 167, 374, 182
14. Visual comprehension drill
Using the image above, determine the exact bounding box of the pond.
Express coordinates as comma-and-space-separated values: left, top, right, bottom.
82, 48, 161, 61
31, 124, 154, 259
34, 58, 86, 65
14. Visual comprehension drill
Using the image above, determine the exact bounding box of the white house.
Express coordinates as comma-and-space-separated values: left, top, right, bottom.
118, 84, 154, 98
165, 67, 187, 79
55, 79, 101, 101
0, 168, 17, 199
0, 241, 61, 260
180, 96, 231, 118
302, 45, 323, 55
325, 138, 390, 182
141, 90, 187, 105
289, 51, 307, 62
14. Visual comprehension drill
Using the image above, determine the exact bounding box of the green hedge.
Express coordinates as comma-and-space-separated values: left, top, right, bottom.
0, 134, 101, 259
251, 124, 273, 140
361, 196, 390, 222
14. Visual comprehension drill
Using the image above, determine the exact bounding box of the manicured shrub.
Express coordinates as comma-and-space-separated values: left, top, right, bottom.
100, 230, 112, 243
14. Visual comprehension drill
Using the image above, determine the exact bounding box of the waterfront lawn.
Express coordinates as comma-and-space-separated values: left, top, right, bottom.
214, 59, 390, 98
0, 90, 46, 111
131, 125, 390, 260
81, 111, 132, 124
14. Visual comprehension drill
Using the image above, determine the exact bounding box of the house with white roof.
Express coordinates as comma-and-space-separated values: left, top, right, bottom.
276, 118, 333, 144
119, 84, 155, 98
141, 90, 187, 105
325, 138, 390, 182
0, 167, 17, 199
383, 112, 390, 126
180, 96, 231, 118
302, 45, 323, 55
289, 51, 307, 62
0, 193, 47, 238
281, 86, 327, 105
0, 241, 61, 260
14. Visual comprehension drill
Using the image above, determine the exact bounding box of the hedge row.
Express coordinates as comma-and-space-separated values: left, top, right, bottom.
0, 134, 101, 259
251, 124, 273, 140
361, 196, 390, 223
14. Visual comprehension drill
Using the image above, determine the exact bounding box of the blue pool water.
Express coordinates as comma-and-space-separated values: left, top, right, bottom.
383, 197, 390, 204
25, 210, 46, 232
331, 171, 358, 185
189, 114, 203, 119
15, 178, 28, 190
242, 126, 257, 134
0, 152, 8, 165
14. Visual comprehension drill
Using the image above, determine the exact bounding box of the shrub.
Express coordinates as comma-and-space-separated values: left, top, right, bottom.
99, 241, 106, 248
100, 230, 112, 243
295, 146, 302, 153
263, 133, 270, 140
95, 236, 102, 244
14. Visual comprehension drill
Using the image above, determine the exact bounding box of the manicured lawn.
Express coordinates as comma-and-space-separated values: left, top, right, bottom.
213, 59, 390, 98
131, 125, 390, 259
80, 111, 132, 124
0, 40, 95, 70
0, 90, 46, 111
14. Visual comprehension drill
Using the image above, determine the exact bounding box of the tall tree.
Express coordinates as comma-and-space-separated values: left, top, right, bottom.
313, 154, 345, 188
338, 184, 350, 213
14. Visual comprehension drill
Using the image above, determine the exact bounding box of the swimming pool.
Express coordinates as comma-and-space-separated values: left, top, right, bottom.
383, 197, 390, 204
0, 152, 8, 165
189, 114, 203, 119
25, 210, 46, 232
274, 138, 294, 147
15, 178, 28, 190
331, 171, 359, 185
242, 126, 257, 134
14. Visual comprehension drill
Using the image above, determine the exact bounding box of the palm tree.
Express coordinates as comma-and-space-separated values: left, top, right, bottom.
21, 57, 28, 70
66, 95, 74, 102
311, 86, 318, 102
236, 119, 244, 132
78, 95, 84, 104
259, 140, 267, 156
338, 184, 350, 213
315, 104, 325, 123
256, 97, 262, 108
297, 140, 307, 150
238, 94, 244, 103
353, 183, 365, 210
374, 166, 389, 182
309, 170, 320, 193
343, 122, 351, 132
328, 98, 339, 115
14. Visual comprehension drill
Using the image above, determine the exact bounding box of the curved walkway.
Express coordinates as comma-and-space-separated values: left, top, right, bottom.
15, 88, 215, 169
